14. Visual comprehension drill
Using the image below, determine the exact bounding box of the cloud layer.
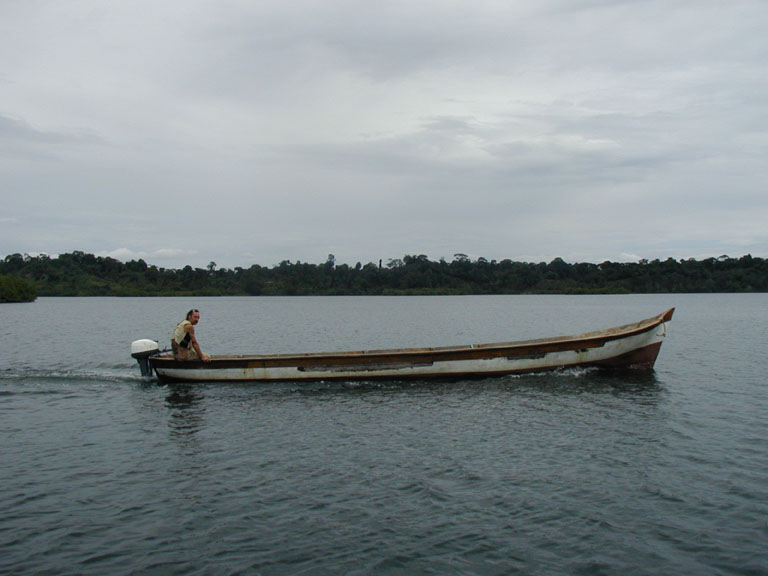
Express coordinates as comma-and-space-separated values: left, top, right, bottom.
2, 0, 767, 268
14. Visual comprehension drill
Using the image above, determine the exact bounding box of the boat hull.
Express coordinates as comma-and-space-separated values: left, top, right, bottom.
148, 309, 674, 384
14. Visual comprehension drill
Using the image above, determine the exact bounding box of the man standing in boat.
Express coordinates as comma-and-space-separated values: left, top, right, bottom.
172, 309, 211, 362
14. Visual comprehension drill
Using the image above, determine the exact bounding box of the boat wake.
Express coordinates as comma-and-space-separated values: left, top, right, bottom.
2, 365, 147, 384
524, 366, 601, 378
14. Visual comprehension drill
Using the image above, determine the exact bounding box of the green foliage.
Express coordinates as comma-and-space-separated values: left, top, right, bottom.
0, 274, 38, 302
1, 252, 767, 296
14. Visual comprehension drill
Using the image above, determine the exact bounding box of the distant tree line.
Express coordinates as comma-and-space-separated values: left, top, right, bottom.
1, 251, 767, 297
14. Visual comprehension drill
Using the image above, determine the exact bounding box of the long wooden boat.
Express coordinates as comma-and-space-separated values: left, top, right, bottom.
132, 308, 674, 384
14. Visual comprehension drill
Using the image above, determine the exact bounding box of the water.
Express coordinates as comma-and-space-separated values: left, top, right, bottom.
1, 295, 766, 575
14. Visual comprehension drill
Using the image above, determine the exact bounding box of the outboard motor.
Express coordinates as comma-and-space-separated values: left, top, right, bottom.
131, 339, 160, 378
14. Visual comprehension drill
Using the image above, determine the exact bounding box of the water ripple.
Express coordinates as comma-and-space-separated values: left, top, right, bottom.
2, 295, 768, 575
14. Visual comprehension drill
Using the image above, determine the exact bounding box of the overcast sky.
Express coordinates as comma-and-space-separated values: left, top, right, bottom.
2, 0, 766, 269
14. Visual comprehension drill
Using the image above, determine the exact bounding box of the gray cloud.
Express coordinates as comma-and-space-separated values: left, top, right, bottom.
1, 0, 767, 268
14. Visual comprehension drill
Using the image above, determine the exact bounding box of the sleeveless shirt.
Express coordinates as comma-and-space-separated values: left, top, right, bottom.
173, 320, 192, 348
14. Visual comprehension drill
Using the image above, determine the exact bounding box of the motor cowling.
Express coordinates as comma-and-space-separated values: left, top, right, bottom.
131, 339, 159, 378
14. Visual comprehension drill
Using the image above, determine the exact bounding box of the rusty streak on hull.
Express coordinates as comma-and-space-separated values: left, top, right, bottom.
150, 308, 674, 384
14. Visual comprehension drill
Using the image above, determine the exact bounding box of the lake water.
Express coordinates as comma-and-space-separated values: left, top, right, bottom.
1, 294, 766, 575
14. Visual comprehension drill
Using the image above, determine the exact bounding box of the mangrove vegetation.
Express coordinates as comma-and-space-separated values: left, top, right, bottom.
0, 274, 38, 302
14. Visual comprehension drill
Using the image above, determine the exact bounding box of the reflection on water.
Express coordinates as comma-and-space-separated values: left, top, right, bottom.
165, 385, 206, 440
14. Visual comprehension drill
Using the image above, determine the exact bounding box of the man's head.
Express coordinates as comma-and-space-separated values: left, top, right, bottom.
187, 309, 201, 324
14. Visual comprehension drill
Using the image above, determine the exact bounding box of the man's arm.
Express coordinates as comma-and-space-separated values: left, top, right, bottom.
185, 324, 210, 361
